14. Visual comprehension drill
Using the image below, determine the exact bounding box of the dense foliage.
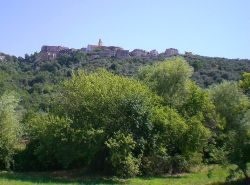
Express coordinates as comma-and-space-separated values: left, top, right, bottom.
0, 51, 250, 111
0, 93, 21, 169
17, 62, 215, 177
0, 53, 249, 180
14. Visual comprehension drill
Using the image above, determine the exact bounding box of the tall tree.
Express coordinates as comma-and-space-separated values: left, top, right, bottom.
138, 57, 193, 108
0, 92, 21, 169
209, 81, 250, 181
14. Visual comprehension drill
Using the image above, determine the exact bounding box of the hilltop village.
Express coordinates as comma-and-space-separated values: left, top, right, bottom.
39, 39, 192, 61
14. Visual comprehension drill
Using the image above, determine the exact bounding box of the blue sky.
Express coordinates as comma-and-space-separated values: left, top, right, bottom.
0, 0, 250, 58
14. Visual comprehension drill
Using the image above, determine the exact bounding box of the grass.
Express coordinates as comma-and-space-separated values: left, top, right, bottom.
0, 165, 248, 185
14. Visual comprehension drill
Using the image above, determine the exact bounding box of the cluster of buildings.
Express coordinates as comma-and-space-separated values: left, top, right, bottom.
39, 39, 186, 61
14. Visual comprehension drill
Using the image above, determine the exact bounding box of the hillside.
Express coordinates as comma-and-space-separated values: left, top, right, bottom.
0, 48, 250, 110
1, 52, 250, 183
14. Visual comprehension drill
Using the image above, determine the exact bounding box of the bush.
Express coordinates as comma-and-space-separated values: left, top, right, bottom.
105, 132, 141, 177
143, 107, 210, 174
22, 70, 158, 175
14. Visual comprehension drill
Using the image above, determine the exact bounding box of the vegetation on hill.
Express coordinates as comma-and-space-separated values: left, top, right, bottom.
0, 53, 250, 183
1, 51, 250, 110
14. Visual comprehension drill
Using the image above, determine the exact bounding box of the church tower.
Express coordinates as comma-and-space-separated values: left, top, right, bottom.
98, 39, 103, 47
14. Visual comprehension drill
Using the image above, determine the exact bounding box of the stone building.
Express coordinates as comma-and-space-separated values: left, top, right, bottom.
165, 48, 179, 57
38, 39, 169, 61
86, 39, 104, 52
42, 52, 57, 60
41, 45, 69, 53
40, 45, 70, 60
116, 49, 130, 59
99, 49, 116, 57
86, 40, 128, 59
130, 49, 148, 57
107, 46, 123, 51
86, 45, 100, 52
149, 49, 159, 57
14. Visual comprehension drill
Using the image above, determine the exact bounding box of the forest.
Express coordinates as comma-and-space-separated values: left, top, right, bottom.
0, 53, 250, 184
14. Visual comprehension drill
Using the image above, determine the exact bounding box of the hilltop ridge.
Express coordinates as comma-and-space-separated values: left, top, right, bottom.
38, 39, 181, 61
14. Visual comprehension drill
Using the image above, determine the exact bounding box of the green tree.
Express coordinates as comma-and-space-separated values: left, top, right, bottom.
209, 81, 249, 129
225, 110, 250, 180
138, 57, 193, 108
209, 81, 250, 181
179, 81, 217, 129
239, 72, 250, 97
0, 92, 21, 169
147, 107, 210, 174
24, 69, 159, 176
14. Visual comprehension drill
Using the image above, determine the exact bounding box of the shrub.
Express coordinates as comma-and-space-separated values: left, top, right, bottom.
105, 132, 141, 177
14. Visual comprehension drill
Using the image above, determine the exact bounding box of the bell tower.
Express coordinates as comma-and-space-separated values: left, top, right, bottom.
98, 39, 103, 47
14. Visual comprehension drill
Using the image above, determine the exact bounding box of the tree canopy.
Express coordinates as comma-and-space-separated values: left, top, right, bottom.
0, 57, 249, 180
